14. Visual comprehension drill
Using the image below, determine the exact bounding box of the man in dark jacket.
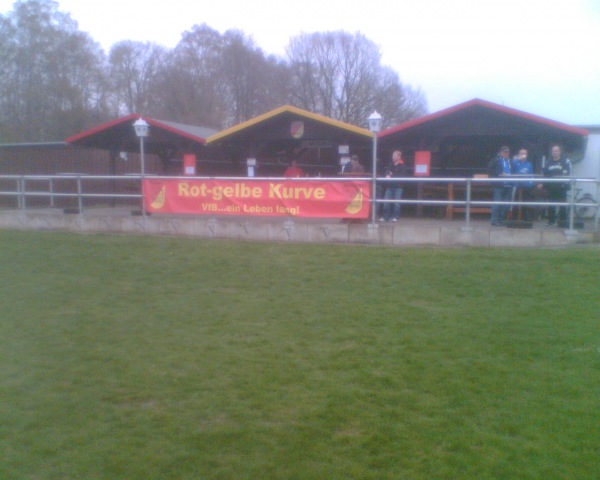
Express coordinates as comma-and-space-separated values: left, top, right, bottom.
381, 150, 406, 222
538, 144, 572, 226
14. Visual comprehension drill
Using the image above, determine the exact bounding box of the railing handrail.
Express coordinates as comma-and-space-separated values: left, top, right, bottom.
0, 174, 597, 232
1, 173, 595, 183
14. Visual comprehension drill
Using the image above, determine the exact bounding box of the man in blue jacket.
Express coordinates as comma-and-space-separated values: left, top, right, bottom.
511, 148, 534, 221
488, 146, 513, 226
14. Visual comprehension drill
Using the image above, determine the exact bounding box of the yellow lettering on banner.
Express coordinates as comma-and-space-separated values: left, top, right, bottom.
212, 183, 264, 201
179, 182, 190, 196
269, 183, 282, 199
269, 183, 327, 200
221, 205, 241, 213
179, 181, 331, 202
201, 203, 218, 212
243, 204, 274, 213
276, 205, 299, 215
178, 182, 208, 197
230, 183, 263, 199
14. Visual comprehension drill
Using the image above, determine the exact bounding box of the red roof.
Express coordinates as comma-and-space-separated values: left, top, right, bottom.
65, 113, 139, 144
379, 98, 589, 138
65, 114, 217, 150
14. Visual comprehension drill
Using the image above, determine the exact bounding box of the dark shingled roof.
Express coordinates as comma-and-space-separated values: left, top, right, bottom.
66, 114, 218, 154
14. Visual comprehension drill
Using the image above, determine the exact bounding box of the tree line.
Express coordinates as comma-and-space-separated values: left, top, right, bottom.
0, 0, 428, 143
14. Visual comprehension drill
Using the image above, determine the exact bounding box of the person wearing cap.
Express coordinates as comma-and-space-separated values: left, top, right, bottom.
488, 146, 513, 226
350, 155, 365, 175
345, 155, 366, 175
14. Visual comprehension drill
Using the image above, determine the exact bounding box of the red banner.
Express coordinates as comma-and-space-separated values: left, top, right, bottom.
143, 179, 370, 218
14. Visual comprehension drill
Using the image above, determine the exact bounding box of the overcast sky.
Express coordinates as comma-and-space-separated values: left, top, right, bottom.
2, 0, 599, 125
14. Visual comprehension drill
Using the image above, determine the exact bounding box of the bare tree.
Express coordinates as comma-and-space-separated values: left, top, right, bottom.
220, 30, 288, 126
0, 0, 108, 141
151, 25, 289, 129
285, 31, 427, 128
151, 24, 227, 128
375, 67, 428, 127
0, 3, 428, 141
108, 41, 166, 116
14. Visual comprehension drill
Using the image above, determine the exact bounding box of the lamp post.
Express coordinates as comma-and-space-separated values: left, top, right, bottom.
368, 111, 382, 227
133, 118, 149, 216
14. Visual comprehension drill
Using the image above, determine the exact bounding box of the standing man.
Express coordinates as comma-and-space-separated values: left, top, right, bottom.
488, 146, 513, 226
381, 150, 406, 222
538, 144, 572, 226
511, 148, 534, 221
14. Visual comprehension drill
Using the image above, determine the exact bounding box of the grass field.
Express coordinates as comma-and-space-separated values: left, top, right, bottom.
0, 230, 598, 479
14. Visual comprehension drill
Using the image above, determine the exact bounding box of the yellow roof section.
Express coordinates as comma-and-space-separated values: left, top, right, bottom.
206, 105, 373, 143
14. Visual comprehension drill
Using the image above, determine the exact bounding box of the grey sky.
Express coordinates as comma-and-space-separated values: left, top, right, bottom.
2, 0, 599, 125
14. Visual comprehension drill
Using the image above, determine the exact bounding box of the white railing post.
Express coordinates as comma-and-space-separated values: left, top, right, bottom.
465, 178, 472, 229
77, 176, 83, 214
49, 178, 55, 208
568, 177, 576, 232
19, 176, 26, 210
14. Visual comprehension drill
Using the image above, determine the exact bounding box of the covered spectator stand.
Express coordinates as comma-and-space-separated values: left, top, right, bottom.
377, 99, 589, 218
205, 105, 373, 177
66, 114, 217, 176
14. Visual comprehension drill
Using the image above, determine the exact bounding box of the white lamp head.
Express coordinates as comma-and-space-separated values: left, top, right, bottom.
367, 111, 382, 133
133, 118, 149, 138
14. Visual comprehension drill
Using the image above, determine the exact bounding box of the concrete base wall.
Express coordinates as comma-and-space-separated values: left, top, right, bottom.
0, 210, 596, 248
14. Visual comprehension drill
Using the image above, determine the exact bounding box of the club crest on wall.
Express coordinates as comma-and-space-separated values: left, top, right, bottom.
290, 121, 304, 139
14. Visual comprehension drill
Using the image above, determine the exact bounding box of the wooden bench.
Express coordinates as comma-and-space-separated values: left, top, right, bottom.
446, 175, 492, 219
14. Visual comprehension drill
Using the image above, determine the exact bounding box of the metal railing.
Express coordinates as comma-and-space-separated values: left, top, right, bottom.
374, 176, 599, 231
0, 174, 598, 232
0, 174, 142, 212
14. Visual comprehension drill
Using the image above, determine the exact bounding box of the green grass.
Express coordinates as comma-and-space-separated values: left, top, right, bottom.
0, 230, 598, 479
